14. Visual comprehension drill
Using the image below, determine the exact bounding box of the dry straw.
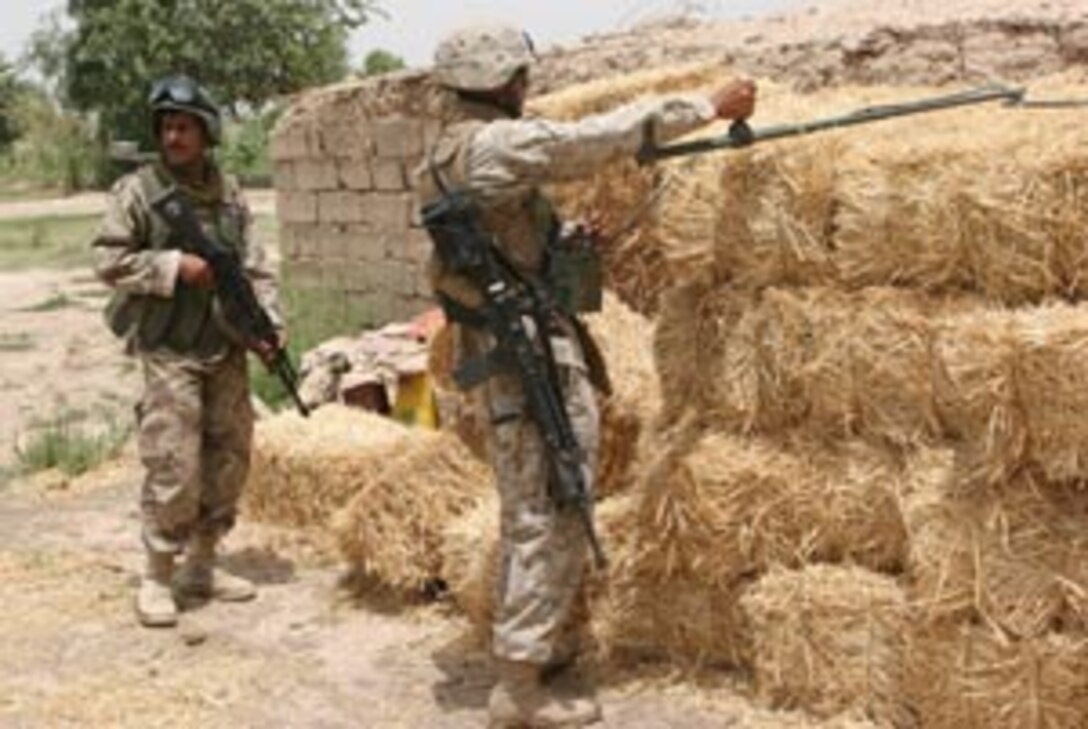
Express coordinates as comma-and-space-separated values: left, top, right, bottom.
245, 405, 413, 528
905, 623, 1088, 729
584, 291, 661, 499
908, 476, 1088, 639
935, 301, 1088, 485
332, 429, 490, 591
656, 284, 1088, 484
600, 431, 908, 668
655, 81, 1088, 303
740, 564, 909, 727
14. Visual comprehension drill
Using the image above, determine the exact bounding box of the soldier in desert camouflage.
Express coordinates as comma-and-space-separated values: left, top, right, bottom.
93, 75, 285, 628
418, 24, 756, 728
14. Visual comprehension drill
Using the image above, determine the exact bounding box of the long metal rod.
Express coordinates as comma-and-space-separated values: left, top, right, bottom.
638, 84, 1026, 164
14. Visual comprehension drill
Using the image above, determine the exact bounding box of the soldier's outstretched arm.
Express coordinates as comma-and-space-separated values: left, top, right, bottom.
464, 79, 756, 196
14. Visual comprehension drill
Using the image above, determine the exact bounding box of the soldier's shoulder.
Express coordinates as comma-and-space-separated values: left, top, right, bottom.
106, 166, 156, 208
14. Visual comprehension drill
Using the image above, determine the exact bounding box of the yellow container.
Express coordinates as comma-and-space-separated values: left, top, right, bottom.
392, 371, 438, 429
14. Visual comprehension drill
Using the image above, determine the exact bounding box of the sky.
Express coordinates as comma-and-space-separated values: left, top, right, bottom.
1, 0, 802, 71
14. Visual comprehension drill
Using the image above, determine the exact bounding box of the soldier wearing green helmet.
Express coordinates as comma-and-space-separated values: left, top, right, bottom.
92, 74, 286, 628
418, 24, 757, 728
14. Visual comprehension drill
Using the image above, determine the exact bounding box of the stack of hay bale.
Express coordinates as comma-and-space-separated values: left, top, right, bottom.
442, 68, 1088, 726
244, 404, 490, 590
594, 74, 1088, 726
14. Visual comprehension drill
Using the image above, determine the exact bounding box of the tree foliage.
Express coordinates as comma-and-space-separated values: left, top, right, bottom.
32, 0, 380, 146
361, 49, 406, 77
0, 55, 29, 149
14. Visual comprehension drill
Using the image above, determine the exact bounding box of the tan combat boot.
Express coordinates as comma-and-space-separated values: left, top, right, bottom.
488, 659, 602, 728
136, 552, 178, 628
175, 533, 256, 602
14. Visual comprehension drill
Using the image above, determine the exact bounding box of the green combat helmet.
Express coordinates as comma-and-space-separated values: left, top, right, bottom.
148, 74, 222, 146
433, 24, 536, 92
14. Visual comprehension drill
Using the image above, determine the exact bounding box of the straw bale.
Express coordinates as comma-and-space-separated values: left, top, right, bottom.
333, 429, 490, 591
654, 82, 1088, 304
934, 301, 1088, 484
905, 623, 1088, 729
653, 274, 752, 429
245, 405, 413, 528
740, 564, 910, 726
908, 477, 1088, 638
659, 285, 944, 447
584, 291, 661, 498
600, 432, 908, 668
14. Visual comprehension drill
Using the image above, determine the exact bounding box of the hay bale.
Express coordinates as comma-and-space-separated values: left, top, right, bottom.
584, 291, 661, 499
245, 405, 413, 528
935, 302, 1088, 484
655, 81, 1088, 303
653, 275, 752, 429
905, 623, 1088, 729
599, 432, 908, 668
332, 429, 490, 591
740, 564, 910, 726
657, 285, 944, 447
908, 477, 1088, 639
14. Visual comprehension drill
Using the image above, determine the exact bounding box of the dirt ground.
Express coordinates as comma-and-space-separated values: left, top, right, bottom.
0, 197, 757, 728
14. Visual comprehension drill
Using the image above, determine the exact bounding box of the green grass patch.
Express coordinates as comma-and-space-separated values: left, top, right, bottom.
19, 292, 76, 312
15, 410, 130, 477
249, 279, 372, 411
0, 332, 34, 352
0, 214, 98, 270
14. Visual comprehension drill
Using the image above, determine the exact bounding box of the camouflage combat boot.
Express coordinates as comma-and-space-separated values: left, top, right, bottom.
174, 533, 256, 602
136, 551, 178, 628
488, 659, 601, 728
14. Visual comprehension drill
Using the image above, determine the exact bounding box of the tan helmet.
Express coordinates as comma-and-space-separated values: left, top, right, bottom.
433, 24, 536, 92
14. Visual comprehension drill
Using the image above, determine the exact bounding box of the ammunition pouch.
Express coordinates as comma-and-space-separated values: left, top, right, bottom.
547, 224, 603, 316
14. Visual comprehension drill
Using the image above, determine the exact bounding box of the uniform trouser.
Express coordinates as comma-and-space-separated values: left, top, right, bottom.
476, 331, 601, 665
136, 348, 254, 556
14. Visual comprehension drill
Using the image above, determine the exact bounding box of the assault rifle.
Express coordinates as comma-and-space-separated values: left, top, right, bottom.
422, 177, 608, 570
637, 83, 1027, 164
150, 188, 310, 417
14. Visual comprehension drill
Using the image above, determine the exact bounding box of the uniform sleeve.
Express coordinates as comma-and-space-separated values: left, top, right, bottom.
463, 94, 716, 199
91, 174, 182, 298
236, 187, 285, 331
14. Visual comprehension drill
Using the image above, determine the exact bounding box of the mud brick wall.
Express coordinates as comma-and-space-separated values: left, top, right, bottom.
271, 71, 452, 325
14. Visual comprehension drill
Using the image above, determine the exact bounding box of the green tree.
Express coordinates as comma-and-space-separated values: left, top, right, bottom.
31, 0, 380, 148
361, 49, 405, 76
0, 55, 29, 150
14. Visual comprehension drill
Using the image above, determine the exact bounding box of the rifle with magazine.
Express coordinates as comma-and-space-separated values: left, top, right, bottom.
421, 165, 608, 570
150, 188, 310, 418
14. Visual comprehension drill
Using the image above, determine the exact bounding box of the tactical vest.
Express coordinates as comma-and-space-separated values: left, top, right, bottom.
105, 164, 248, 357
417, 117, 611, 394
417, 119, 557, 312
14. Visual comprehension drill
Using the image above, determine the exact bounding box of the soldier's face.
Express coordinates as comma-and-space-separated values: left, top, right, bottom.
159, 112, 207, 168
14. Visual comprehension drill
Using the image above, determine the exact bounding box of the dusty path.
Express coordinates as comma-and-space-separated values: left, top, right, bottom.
0, 268, 135, 476
0, 466, 748, 728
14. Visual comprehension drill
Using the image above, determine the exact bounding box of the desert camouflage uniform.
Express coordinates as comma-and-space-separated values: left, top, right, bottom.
418, 95, 715, 665
93, 162, 281, 556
